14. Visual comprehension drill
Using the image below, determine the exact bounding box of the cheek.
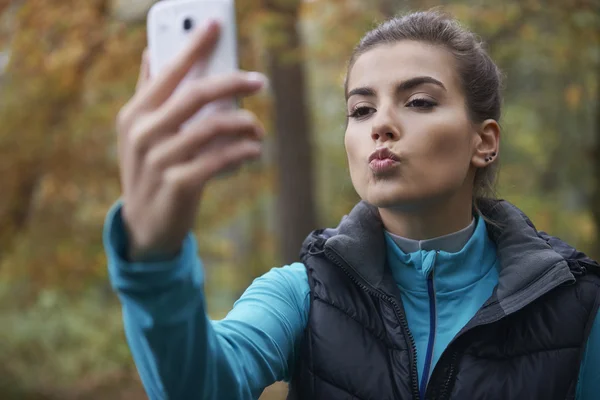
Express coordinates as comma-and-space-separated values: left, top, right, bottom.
414, 123, 473, 182
344, 128, 368, 188
432, 132, 469, 161
412, 112, 471, 157
344, 128, 363, 169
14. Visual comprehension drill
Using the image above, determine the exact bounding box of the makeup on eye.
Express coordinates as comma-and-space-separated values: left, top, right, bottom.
405, 97, 437, 109
346, 95, 438, 120
347, 104, 375, 119
346, 81, 443, 119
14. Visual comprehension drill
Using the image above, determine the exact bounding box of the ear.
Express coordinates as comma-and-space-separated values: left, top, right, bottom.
471, 119, 500, 168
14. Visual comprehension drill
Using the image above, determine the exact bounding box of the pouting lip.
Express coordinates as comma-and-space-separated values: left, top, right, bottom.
368, 147, 401, 163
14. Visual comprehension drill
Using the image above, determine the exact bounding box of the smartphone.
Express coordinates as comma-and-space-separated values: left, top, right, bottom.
147, 0, 238, 121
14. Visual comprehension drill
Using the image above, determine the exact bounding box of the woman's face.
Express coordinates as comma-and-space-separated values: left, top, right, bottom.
345, 40, 481, 211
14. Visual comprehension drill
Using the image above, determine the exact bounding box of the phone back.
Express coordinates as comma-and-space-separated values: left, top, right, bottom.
147, 0, 239, 123
147, 0, 238, 81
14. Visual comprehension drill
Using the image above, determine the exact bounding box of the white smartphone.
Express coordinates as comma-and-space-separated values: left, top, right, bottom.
147, 0, 238, 120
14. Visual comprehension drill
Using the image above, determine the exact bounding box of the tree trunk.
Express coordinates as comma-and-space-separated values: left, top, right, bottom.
265, 1, 317, 264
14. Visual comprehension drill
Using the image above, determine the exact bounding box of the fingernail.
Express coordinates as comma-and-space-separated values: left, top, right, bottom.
239, 109, 255, 122
205, 19, 219, 30
246, 72, 269, 88
194, 19, 218, 38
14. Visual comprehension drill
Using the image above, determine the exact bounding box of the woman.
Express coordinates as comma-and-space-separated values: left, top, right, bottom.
104, 11, 600, 400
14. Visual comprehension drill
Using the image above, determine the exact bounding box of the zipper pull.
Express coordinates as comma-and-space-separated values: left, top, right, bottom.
427, 251, 439, 280
307, 239, 326, 256
567, 259, 587, 277
422, 250, 439, 279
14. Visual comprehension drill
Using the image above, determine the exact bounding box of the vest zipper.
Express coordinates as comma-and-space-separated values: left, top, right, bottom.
420, 252, 438, 399
439, 350, 459, 400
427, 261, 576, 400
323, 247, 421, 400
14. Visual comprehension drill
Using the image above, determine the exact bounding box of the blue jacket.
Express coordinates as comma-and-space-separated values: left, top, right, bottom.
104, 203, 600, 399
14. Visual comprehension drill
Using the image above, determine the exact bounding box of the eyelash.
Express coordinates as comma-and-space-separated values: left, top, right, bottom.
407, 98, 437, 109
348, 98, 437, 119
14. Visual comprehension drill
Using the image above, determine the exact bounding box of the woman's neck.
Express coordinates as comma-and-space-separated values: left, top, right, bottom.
378, 193, 474, 240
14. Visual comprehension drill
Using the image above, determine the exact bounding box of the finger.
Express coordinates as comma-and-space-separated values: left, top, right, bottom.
144, 20, 221, 108
164, 140, 262, 192
136, 49, 151, 92
147, 72, 267, 136
144, 110, 263, 170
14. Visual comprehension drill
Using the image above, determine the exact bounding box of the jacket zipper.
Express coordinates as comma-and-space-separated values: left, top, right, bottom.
322, 246, 421, 400
420, 252, 438, 398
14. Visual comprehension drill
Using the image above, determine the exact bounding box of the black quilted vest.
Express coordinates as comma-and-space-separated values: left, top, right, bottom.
287, 200, 600, 400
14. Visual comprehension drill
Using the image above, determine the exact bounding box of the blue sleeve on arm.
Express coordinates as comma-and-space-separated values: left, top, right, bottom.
576, 308, 600, 400
103, 203, 310, 400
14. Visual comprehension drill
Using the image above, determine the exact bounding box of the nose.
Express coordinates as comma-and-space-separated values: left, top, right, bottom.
370, 106, 401, 143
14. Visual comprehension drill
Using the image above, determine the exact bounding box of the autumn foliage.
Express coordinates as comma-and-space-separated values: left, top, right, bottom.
0, 0, 598, 398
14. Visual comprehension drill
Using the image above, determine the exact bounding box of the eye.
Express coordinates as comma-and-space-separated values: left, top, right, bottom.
348, 106, 375, 119
406, 98, 437, 109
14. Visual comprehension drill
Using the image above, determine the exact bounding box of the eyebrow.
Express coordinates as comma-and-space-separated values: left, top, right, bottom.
346, 76, 447, 101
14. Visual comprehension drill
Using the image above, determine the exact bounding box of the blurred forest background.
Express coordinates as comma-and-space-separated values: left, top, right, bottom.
0, 0, 598, 398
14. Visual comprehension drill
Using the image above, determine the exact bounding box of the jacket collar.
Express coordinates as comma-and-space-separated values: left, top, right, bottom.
303, 199, 575, 312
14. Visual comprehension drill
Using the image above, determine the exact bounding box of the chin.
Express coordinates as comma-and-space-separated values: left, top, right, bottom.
360, 179, 451, 213
363, 189, 425, 212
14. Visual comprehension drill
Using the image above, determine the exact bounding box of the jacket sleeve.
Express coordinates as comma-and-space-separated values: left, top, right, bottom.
103, 202, 310, 400
576, 308, 600, 400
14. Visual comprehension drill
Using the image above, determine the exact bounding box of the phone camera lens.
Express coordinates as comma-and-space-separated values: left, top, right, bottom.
183, 17, 194, 32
